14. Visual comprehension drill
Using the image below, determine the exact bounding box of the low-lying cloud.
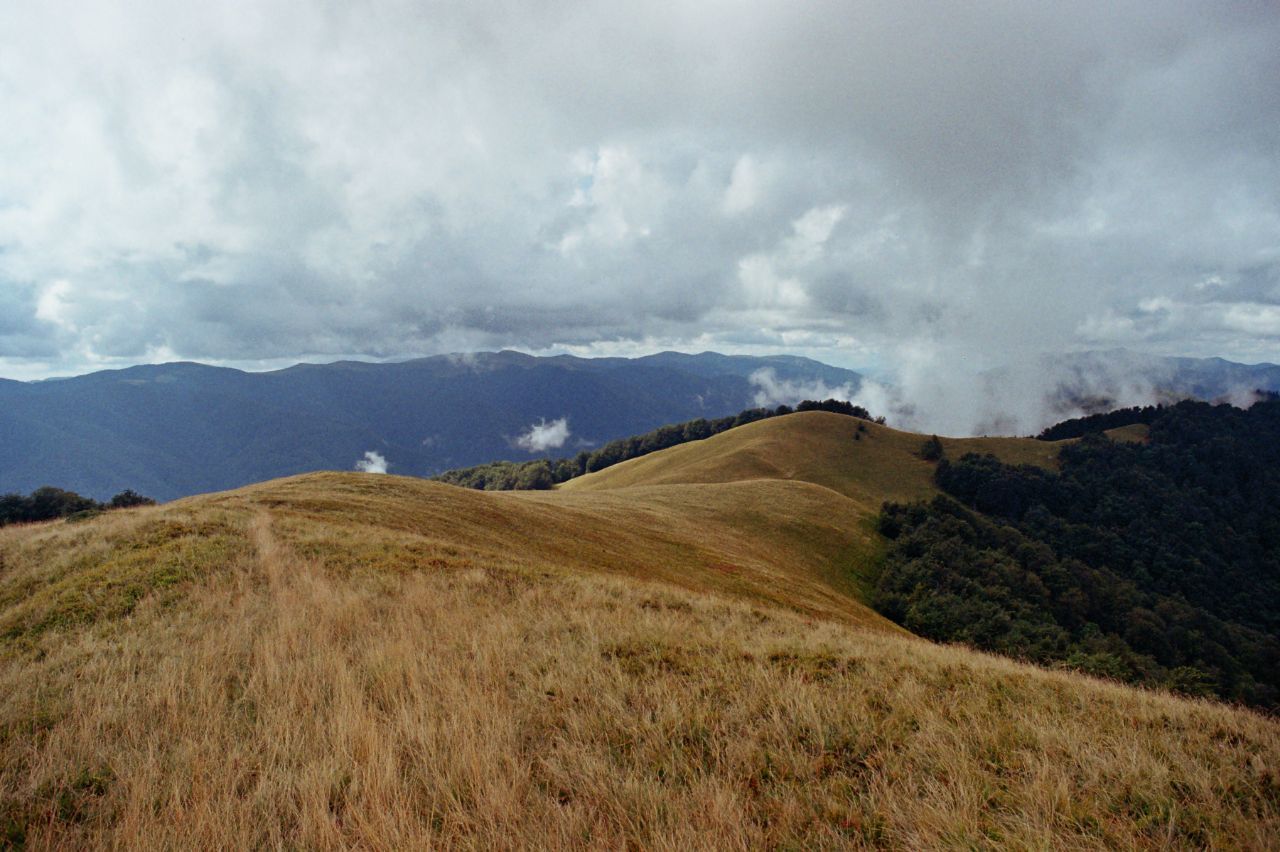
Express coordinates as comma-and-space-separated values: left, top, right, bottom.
515, 418, 571, 453
354, 450, 389, 474
857, 347, 1280, 437
750, 368, 855, 408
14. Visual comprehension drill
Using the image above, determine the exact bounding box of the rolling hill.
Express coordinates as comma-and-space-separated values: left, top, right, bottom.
0, 351, 862, 502
0, 412, 1276, 847
561, 411, 1061, 505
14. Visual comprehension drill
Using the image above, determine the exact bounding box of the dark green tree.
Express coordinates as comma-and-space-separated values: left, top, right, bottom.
109, 489, 156, 509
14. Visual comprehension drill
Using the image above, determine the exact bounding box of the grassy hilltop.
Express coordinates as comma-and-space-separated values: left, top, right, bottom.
560, 410, 1061, 502
1, 413, 1277, 848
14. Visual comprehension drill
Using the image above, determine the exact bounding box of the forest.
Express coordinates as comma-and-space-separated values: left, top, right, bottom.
435, 399, 875, 490
0, 487, 155, 527
875, 397, 1280, 709
1035, 404, 1162, 440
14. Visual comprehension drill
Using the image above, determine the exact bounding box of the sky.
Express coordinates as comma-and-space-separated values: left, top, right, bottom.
2, 1, 1279, 413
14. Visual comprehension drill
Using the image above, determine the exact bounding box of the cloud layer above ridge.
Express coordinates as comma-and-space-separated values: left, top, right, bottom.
1, 0, 1278, 387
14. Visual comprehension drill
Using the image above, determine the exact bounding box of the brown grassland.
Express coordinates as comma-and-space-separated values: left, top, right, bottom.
560, 410, 1062, 504
0, 413, 1277, 848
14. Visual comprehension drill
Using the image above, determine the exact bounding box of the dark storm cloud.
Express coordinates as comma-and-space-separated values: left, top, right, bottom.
0, 0, 1277, 430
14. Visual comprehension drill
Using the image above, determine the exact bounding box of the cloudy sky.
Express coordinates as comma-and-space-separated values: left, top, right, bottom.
1, 0, 1278, 385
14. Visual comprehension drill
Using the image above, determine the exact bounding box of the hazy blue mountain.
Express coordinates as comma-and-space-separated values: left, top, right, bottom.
0, 351, 861, 501
1049, 350, 1280, 407
964, 350, 1280, 434
1158, 355, 1280, 398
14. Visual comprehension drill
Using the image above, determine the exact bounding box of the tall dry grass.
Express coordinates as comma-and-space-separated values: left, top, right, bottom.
1, 486, 1277, 849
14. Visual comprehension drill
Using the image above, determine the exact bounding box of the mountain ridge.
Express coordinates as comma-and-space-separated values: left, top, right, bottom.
1, 409, 1276, 847
6, 347, 1279, 502
0, 351, 862, 501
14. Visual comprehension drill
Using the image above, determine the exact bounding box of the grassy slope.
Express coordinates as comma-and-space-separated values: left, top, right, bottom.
562, 411, 1062, 506
228, 471, 888, 629
0, 414, 1277, 847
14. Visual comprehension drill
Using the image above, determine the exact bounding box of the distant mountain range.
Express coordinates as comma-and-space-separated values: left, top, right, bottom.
959, 349, 1280, 435
0, 351, 861, 500
1050, 349, 1280, 405
3, 348, 1276, 501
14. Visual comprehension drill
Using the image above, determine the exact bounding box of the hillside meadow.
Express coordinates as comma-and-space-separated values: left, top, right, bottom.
0, 414, 1276, 848
560, 410, 1061, 502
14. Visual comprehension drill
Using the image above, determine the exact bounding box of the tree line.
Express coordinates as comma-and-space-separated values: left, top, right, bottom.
435, 399, 877, 490
0, 487, 155, 527
1035, 404, 1163, 440
874, 398, 1280, 710
1035, 391, 1277, 440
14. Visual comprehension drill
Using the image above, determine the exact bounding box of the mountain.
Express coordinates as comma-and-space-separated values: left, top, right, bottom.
936, 349, 1280, 436
1162, 354, 1280, 396
0, 351, 861, 501
2, 411, 1275, 847
1043, 349, 1280, 411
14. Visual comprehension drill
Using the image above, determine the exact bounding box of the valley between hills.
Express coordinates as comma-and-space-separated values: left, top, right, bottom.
1, 412, 1277, 847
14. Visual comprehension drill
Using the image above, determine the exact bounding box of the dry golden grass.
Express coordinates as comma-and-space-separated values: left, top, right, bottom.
224, 471, 891, 628
562, 411, 1063, 506
1, 467, 1277, 849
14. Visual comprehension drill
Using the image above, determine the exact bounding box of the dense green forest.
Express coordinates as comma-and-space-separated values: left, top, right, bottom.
875, 398, 1280, 709
1035, 404, 1162, 440
0, 487, 155, 527
435, 399, 876, 490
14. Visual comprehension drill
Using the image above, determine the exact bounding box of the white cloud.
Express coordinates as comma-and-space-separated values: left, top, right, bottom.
1079, 297, 1280, 348
749, 368, 855, 407
0, 0, 1276, 397
1222, 304, 1280, 337
722, 154, 762, 215
784, 205, 846, 265
732, 204, 851, 313
736, 255, 808, 310
515, 417, 571, 453
355, 450, 388, 474
557, 146, 662, 257
34, 280, 75, 330
849, 378, 895, 422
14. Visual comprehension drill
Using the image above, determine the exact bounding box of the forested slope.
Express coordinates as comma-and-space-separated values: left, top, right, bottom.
875, 398, 1280, 708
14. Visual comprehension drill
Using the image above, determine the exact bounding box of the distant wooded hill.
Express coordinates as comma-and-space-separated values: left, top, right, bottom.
0, 351, 860, 501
